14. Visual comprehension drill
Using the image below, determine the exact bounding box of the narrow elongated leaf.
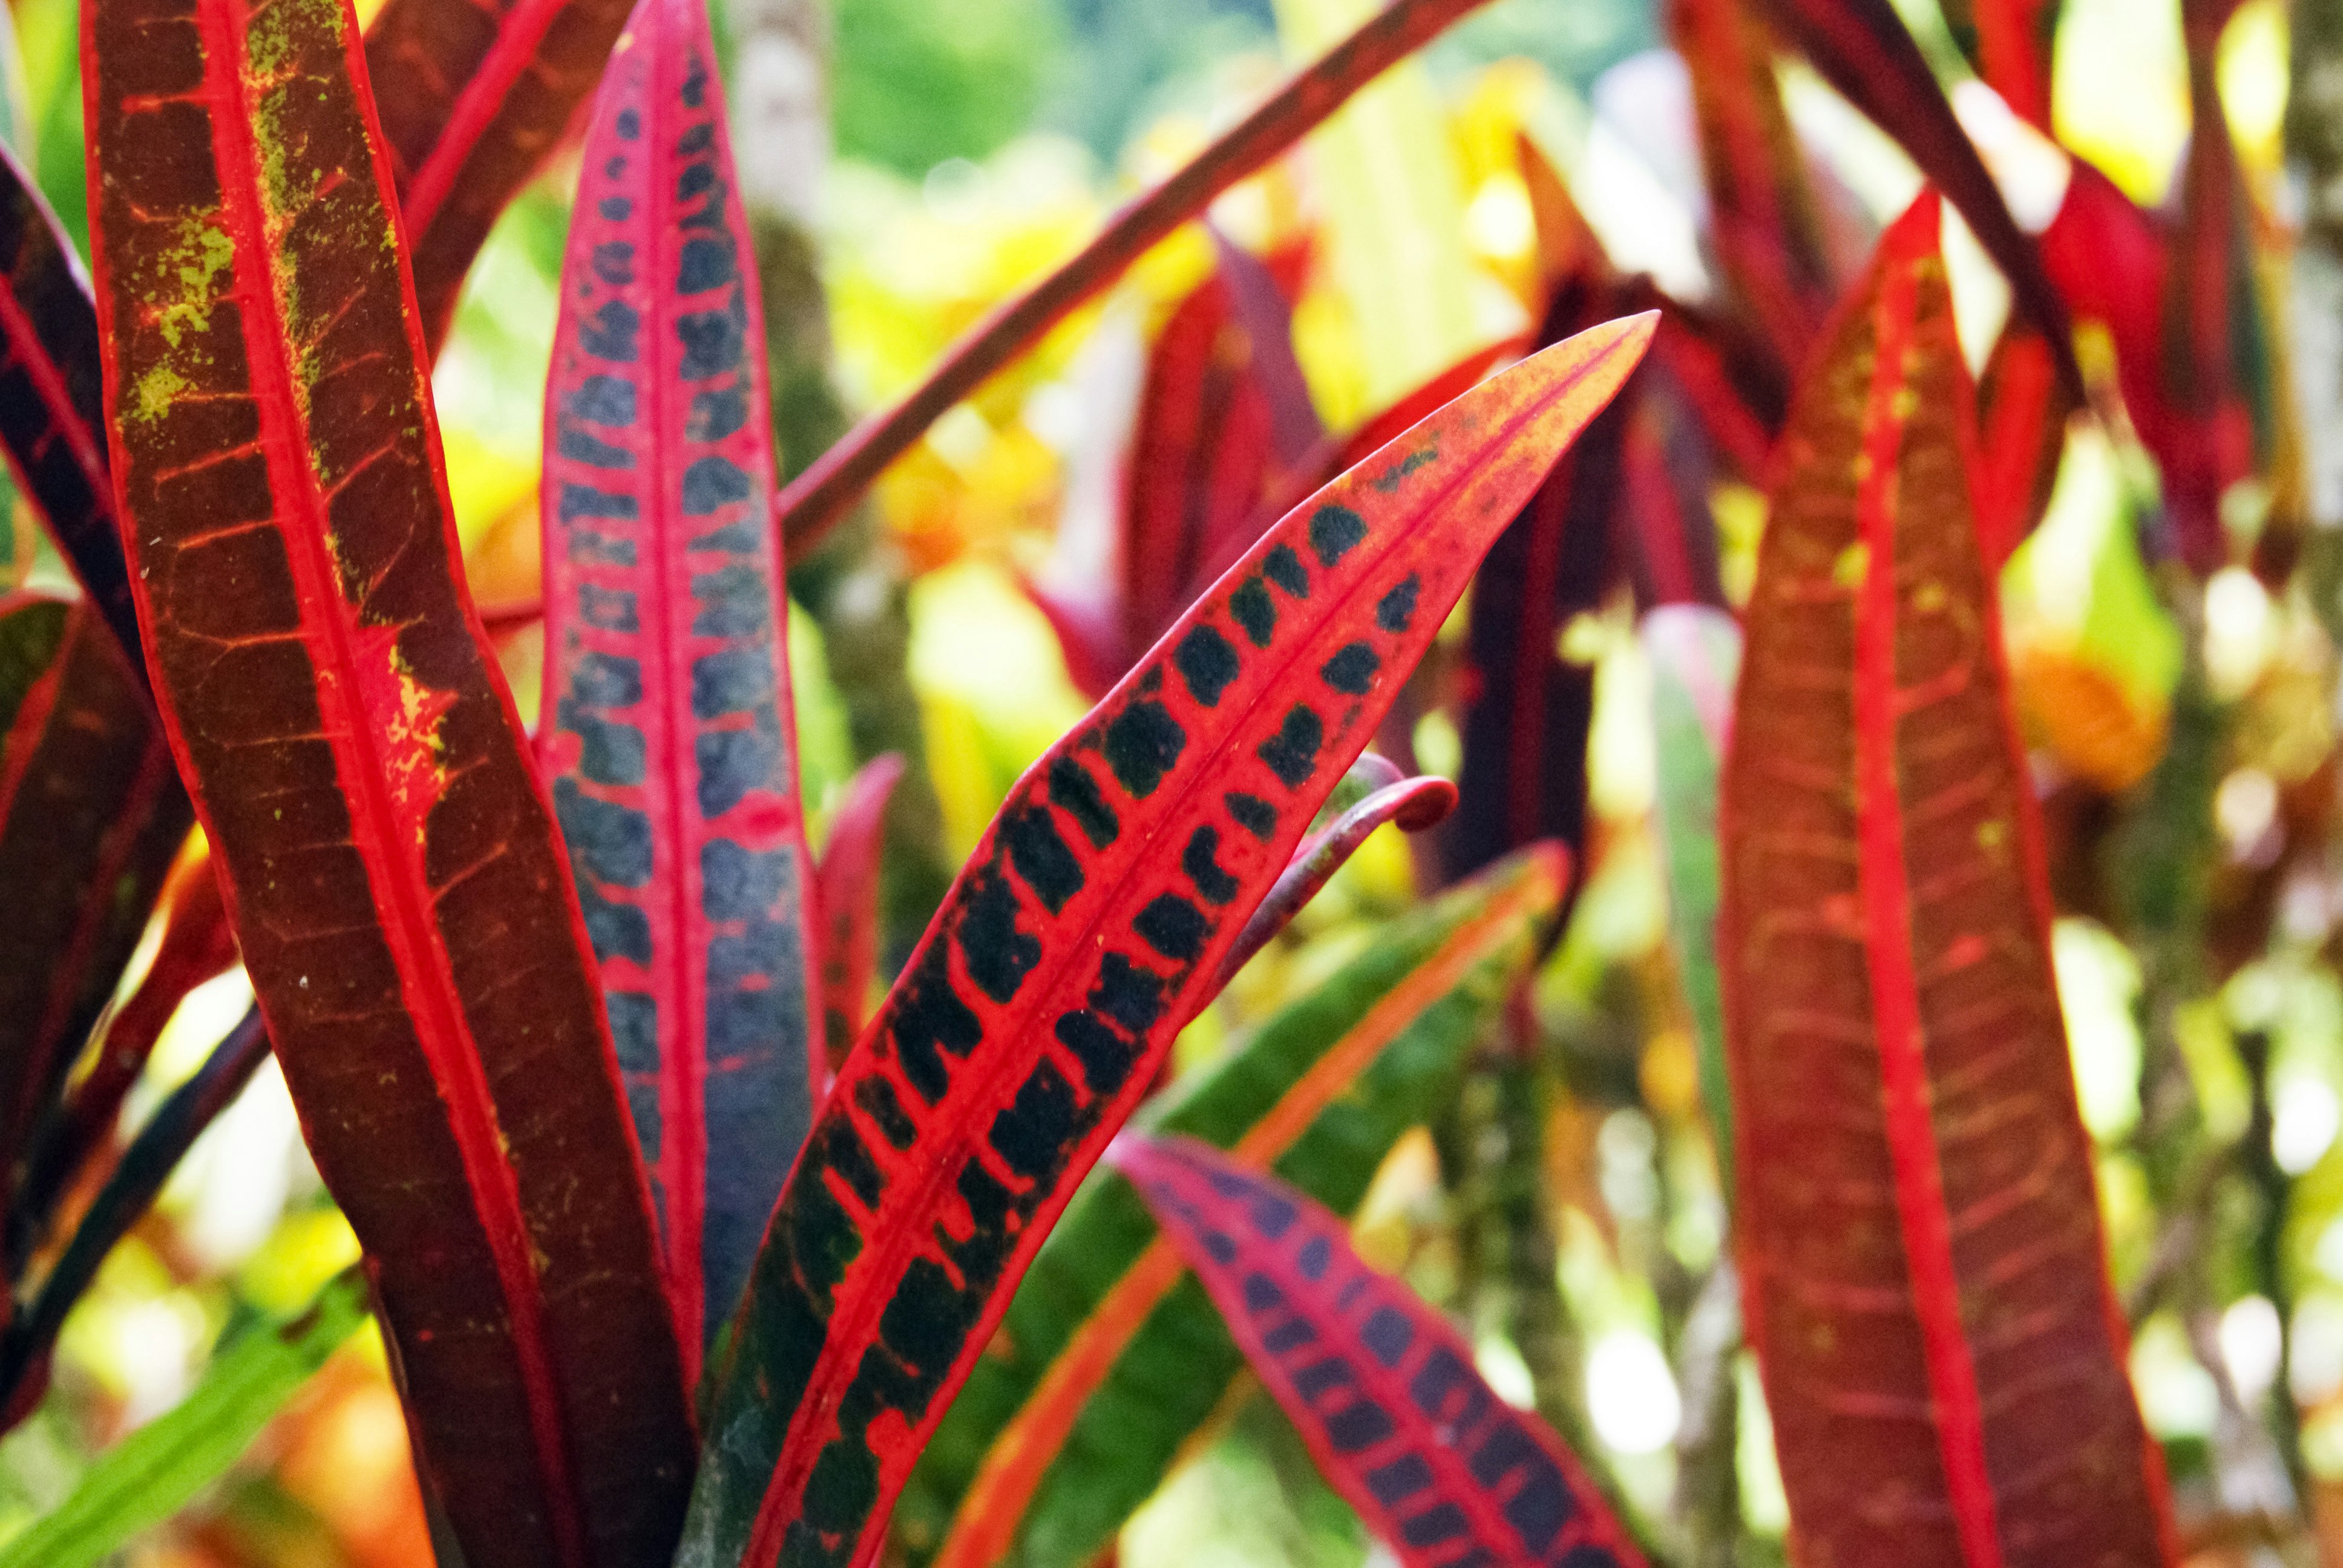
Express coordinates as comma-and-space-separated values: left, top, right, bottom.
818, 754, 907, 1078
902, 844, 1568, 1568
0, 1266, 369, 1568
82, 0, 695, 1555
539, 0, 822, 1379
1718, 197, 2175, 1565
0, 597, 186, 1200
1110, 1133, 1647, 1567
1619, 372, 1729, 609
1449, 294, 1629, 881
0, 146, 142, 681
1942, 0, 2060, 129
1212, 773, 1457, 990
365, 0, 632, 348
773, 0, 1507, 556
1671, 0, 1838, 364
1752, 0, 2082, 403
1642, 606, 1738, 1179
15, 838, 234, 1256
0, 1010, 272, 1418
684, 318, 1656, 1568
1970, 325, 2069, 570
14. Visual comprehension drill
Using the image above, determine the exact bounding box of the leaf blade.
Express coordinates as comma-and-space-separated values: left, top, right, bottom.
539, 0, 823, 1380
903, 844, 1565, 1568
1718, 197, 2175, 1566
82, 0, 695, 1556
686, 317, 1656, 1568
1109, 1132, 1647, 1568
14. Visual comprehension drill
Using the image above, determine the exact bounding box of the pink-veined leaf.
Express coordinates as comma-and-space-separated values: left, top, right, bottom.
677, 316, 1659, 1568
1211, 773, 1458, 991
537, 0, 824, 1380
818, 753, 906, 1079
1719, 195, 2177, 1566
82, 0, 696, 1555
1107, 1132, 1648, 1568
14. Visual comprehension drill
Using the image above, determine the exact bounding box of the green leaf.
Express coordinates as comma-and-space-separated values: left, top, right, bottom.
0, 1270, 370, 1568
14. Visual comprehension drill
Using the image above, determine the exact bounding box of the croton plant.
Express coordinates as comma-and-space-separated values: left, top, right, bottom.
0, 0, 2306, 1560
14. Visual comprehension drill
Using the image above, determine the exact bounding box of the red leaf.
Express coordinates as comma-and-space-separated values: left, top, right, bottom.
1670, 0, 1840, 364
818, 754, 907, 1080
538, 0, 824, 1381
0, 145, 146, 688
1107, 1132, 1647, 1568
0, 597, 187, 1215
1752, 0, 2083, 404
1619, 371, 1730, 609
774, 0, 1511, 558
1970, 324, 2071, 570
82, 0, 695, 1558
1719, 197, 2177, 1566
680, 316, 1657, 1568
365, 0, 631, 350
1212, 773, 1458, 990
1961, 0, 2059, 129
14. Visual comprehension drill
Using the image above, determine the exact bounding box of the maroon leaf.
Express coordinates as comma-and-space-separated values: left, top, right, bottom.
1108, 1132, 1648, 1568
0, 597, 186, 1222
1619, 370, 1730, 609
0, 145, 145, 687
817, 753, 906, 1080
82, 0, 695, 1555
365, 0, 633, 349
679, 316, 1658, 1568
1719, 196, 2177, 1565
538, 0, 824, 1380
1752, 0, 2083, 403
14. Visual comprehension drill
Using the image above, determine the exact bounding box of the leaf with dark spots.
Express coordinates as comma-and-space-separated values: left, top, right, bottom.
536, 0, 824, 1388
0, 598, 186, 1239
816, 754, 906, 1079
83, 0, 695, 1557
681, 318, 1655, 1568
897, 848, 1565, 1568
364, 0, 640, 351
1719, 197, 2177, 1566
1213, 776, 1460, 992
1109, 1134, 1646, 1568
774, 0, 1517, 557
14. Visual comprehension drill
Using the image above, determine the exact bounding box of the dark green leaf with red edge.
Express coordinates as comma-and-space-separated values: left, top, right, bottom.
1718, 197, 2177, 1566
1447, 290, 1630, 884
13, 840, 234, 1261
0, 147, 143, 684
1941, 0, 2060, 129
897, 846, 1568, 1568
0, 596, 186, 1220
82, 0, 695, 1557
774, 0, 1508, 558
1108, 1133, 1647, 1568
1619, 370, 1731, 608
539, 0, 822, 1380
681, 318, 1656, 1568
818, 754, 906, 1079
0, 1007, 270, 1426
1751, 0, 2083, 404
365, 0, 632, 351
1670, 0, 1839, 365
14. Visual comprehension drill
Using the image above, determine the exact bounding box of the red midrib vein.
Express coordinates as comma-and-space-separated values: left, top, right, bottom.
641, 41, 712, 1370
761, 353, 1611, 1527
1850, 248, 2003, 1567
396, 0, 565, 242
200, 8, 587, 1561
